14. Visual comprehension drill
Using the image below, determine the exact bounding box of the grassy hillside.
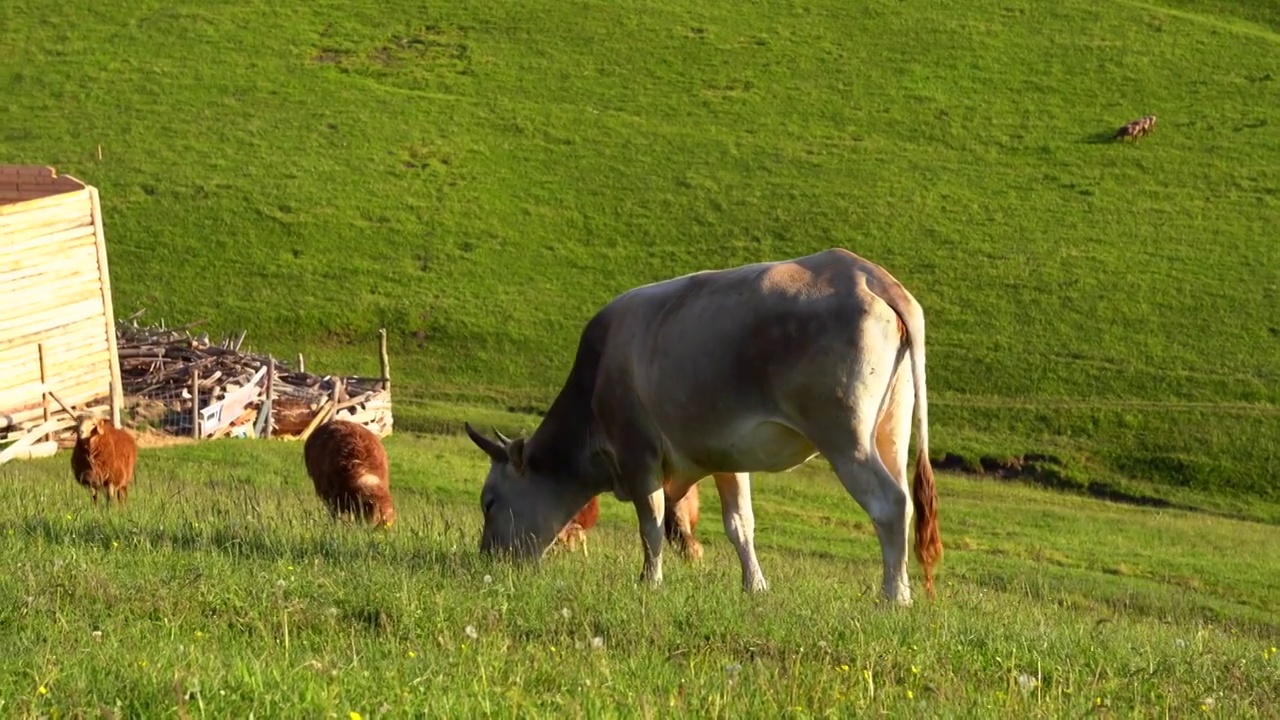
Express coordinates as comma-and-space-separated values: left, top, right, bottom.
3, 0, 1278, 511
0, 437, 1276, 716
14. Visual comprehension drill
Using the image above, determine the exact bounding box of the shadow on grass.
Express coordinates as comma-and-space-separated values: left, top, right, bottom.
1081, 129, 1121, 144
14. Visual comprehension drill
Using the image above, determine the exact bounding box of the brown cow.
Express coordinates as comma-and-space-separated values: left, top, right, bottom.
71, 415, 138, 506
466, 248, 941, 605
303, 419, 396, 528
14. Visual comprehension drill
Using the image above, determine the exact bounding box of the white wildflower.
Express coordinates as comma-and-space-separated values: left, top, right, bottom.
464, 625, 479, 640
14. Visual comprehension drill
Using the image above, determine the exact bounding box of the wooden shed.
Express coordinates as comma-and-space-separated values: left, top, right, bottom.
0, 165, 123, 449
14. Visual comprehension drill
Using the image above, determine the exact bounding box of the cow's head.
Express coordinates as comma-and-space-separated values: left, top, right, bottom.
465, 422, 563, 560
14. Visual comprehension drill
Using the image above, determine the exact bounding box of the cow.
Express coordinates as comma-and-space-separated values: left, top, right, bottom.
465, 248, 941, 605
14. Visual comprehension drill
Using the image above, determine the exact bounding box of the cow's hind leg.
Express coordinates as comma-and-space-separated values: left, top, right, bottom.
804, 330, 913, 605
714, 472, 768, 592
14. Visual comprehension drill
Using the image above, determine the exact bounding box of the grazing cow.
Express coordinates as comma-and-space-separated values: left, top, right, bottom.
71, 415, 138, 506
466, 248, 941, 605
1114, 115, 1157, 141
303, 419, 396, 528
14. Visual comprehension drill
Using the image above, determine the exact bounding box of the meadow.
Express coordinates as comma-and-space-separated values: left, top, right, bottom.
1, 436, 1277, 717
3, 0, 1280, 715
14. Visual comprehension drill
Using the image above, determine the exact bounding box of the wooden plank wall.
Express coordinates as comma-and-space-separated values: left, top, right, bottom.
0, 166, 117, 429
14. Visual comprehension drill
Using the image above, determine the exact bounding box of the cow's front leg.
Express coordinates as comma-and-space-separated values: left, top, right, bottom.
635, 486, 666, 587
714, 472, 768, 592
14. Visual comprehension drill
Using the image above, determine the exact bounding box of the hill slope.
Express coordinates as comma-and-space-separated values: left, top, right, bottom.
3, 0, 1278, 512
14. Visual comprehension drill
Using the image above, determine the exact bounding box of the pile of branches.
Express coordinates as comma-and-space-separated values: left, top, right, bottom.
116, 314, 390, 439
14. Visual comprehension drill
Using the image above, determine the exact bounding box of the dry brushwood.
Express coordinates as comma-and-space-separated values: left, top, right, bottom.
115, 316, 390, 439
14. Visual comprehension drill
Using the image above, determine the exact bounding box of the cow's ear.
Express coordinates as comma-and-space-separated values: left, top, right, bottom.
508, 438, 527, 475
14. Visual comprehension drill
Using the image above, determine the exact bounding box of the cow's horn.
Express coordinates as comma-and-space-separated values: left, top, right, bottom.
493, 427, 513, 447
465, 422, 508, 463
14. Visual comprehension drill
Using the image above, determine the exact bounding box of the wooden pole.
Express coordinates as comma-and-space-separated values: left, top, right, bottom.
378, 328, 391, 394
191, 371, 200, 439
38, 343, 51, 441
47, 391, 76, 418
264, 356, 275, 439
297, 354, 305, 373
89, 187, 124, 428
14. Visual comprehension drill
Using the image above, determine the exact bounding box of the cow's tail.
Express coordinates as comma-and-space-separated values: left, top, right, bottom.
886, 294, 943, 599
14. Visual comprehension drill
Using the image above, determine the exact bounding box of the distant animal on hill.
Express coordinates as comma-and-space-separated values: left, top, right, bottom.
71, 415, 138, 506
1114, 115, 1157, 141
303, 419, 396, 528
465, 247, 941, 606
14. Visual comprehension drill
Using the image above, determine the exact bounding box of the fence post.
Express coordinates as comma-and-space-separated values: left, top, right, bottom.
264, 356, 275, 439
38, 343, 50, 441
378, 328, 391, 395
191, 371, 200, 439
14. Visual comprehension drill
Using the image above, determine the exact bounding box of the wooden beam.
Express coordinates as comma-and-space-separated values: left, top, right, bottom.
0, 417, 74, 464
38, 343, 50, 440
90, 187, 124, 427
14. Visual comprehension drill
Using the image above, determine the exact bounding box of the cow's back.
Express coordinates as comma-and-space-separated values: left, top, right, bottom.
600, 248, 914, 476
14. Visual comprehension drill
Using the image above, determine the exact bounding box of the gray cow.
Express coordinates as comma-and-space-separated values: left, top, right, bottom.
465, 248, 942, 605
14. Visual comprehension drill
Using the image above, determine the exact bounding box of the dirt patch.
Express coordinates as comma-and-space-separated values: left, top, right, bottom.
932, 451, 1194, 512
311, 49, 350, 65
132, 430, 198, 449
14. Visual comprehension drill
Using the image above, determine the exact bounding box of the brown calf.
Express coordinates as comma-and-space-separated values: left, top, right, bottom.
70, 415, 138, 506
303, 419, 396, 528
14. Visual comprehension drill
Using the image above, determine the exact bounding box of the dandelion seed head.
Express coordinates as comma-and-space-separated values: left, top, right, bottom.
464, 625, 478, 640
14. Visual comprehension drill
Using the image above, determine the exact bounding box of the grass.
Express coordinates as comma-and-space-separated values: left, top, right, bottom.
2, 0, 1279, 712
0, 436, 1277, 717
1, 0, 1278, 516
